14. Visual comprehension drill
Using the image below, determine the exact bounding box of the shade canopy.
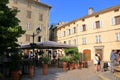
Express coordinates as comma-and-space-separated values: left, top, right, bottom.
21, 41, 77, 49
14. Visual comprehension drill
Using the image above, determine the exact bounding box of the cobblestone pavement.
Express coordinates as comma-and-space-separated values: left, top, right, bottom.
21, 62, 101, 80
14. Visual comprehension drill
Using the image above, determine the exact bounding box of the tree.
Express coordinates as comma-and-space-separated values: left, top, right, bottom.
0, 0, 25, 54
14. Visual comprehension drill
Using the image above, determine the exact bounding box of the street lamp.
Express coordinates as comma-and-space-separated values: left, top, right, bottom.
30, 27, 41, 54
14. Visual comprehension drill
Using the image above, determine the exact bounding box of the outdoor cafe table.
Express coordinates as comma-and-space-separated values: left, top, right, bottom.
114, 66, 120, 72
114, 66, 120, 79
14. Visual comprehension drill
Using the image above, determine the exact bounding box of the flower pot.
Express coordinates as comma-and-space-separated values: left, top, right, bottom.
74, 63, 79, 69
42, 64, 48, 75
62, 62, 67, 71
69, 63, 74, 70
11, 70, 22, 80
28, 66, 34, 78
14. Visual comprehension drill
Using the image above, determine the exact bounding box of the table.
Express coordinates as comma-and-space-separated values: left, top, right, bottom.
114, 66, 120, 72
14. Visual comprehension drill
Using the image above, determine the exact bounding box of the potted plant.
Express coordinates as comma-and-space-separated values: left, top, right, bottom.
68, 57, 75, 70
10, 53, 22, 80
42, 56, 50, 75
28, 58, 34, 78
60, 56, 69, 71
83, 53, 88, 68
72, 53, 80, 69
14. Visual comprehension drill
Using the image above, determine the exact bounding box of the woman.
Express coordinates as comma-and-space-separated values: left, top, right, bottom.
93, 54, 99, 72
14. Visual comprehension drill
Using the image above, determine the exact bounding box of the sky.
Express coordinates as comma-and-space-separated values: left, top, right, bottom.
40, 0, 120, 25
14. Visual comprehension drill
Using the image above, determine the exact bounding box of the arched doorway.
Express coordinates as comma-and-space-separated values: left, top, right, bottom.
83, 49, 91, 61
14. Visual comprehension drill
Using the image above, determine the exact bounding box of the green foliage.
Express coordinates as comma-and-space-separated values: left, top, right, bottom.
65, 48, 78, 55
83, 53, 89, 61
0, 0, 25, 54
60, 56, 69, 62
42, 56, 50, 64
72, 53, 80, 63
10, 53, 22, 71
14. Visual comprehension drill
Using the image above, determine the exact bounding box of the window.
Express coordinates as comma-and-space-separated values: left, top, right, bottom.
38, 36, 42, 42
69, 29, 70, 35
115, 16, 120, 25
68, 40, 71, 45
66, 30, 69, 36
73, 39, 76, 45
116, 32, 120, 41
26, 34, 30, 42
80, 24, 87, 32
73, 27, 76, 33
39, 14, 43, 21
64, 41, 66, 44
93, 21, 102, 29
26, 23, 30, 29
82, 37, 86, 45
96, 21, 100, 29
83, 24, 86, 31
96, 35, 101, 43
27, 11, 31, 18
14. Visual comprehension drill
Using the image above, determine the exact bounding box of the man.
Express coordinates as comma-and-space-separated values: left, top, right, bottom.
110, 50, 117, 73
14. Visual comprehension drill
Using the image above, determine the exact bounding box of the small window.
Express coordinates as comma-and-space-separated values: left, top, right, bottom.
96, 35, 101, 43
26, 23, 30, 29
116, 32, 120, 41
26, 34, 30, 42
68, 40, 71, 45
115, 16, 120, 25
64, 41, 66, 44
27, 11, 32, 19
39, 14, 43, 21
38, 36, 42, 42
73, 27, 76, 33
83, 24, 86, 31
73, 39, 76, 45
96, 21, 100, 29
82, 37, 86, 45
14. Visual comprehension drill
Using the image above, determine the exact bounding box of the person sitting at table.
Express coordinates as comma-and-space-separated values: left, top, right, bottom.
110, 50, 117, 73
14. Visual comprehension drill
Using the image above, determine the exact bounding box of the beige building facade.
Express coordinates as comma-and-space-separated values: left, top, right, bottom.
57, 5, 120, 61
8, 0, 51, 44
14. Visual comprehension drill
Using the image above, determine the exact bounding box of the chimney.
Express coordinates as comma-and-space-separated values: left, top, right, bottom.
88, 7, 94, 15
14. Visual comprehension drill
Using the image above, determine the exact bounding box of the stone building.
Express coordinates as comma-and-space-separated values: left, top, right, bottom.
57, 5, 120, 61
8, 0, 51, 44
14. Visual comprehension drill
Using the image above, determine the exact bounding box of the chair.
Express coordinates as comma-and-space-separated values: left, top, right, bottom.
114, 72, 120, 80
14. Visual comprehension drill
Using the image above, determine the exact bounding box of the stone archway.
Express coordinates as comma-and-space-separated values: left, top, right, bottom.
83, 49, 91, 61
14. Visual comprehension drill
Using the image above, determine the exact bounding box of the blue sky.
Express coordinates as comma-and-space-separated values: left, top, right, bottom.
40, 0, 120, 24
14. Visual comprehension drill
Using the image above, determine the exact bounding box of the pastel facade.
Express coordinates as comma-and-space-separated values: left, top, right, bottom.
57, 5, 120, 61
8, 0, 51, 44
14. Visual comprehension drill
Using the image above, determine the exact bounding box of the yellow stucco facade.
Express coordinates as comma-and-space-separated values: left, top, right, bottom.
8, 0, 51, 44
57, 5, 120, 61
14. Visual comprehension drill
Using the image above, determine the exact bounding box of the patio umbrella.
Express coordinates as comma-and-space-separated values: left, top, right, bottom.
36, 41, 77, 49
20, 41, 77, 49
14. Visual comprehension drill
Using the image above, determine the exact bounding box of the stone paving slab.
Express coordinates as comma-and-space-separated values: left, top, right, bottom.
21, 62, 101, 80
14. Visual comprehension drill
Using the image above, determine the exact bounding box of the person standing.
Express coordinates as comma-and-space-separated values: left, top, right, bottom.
110, 50, 117, 73
93, 54, 99, 72
97, 53, 102, 71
